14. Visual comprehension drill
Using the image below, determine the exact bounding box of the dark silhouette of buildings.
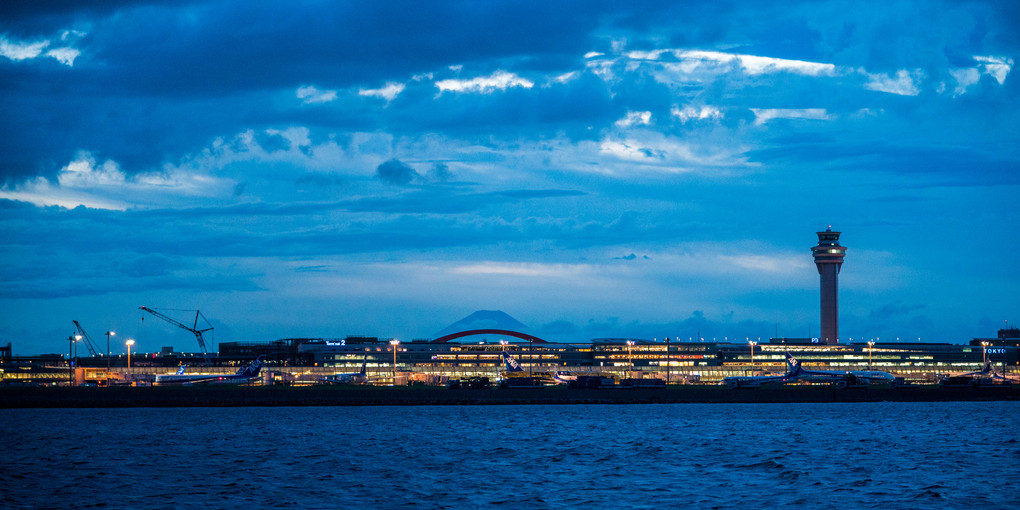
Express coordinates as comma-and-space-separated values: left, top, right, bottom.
812, 227, 846, 344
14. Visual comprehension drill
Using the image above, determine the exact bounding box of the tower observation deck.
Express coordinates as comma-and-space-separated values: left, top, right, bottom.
812, 227, 846, 345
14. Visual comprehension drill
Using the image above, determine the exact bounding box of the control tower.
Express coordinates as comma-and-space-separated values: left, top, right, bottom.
811, 227, 846, 344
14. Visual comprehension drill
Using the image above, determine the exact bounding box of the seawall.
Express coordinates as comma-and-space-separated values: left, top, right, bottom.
2, 384, 1018, 408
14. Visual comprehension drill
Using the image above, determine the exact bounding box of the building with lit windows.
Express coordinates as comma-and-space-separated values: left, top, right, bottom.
3, 329, 1017, 386
278, 331, 1018, 384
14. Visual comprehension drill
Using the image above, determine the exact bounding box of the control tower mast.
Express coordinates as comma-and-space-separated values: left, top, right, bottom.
812, 227, 846, 345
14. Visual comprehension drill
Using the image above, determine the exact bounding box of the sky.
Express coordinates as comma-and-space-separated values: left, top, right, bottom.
1, 0, 1018, 355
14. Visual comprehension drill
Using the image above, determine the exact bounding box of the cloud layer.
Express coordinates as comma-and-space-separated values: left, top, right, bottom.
1, 1, 1017, 354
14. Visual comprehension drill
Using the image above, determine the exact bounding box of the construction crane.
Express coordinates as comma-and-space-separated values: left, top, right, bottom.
139, 306, 214, 364
72, 320, 105, 356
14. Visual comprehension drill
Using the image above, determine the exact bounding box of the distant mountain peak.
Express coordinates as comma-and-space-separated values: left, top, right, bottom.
434, 310, 529, 338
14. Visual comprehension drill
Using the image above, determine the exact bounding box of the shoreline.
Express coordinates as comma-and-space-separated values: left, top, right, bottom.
2, 384, 1018, 408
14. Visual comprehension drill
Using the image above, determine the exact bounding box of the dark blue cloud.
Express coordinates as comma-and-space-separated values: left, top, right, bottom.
1, 1, 611, 179
360, 71, 617, 140
4, 0, 1016, 182
5, 1, 606, 94
425, 162, 452, 183
376, 159, 419, 186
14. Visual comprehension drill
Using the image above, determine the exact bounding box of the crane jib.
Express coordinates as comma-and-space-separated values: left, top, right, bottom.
138, 306, 214, 363
71, 320, 105, 356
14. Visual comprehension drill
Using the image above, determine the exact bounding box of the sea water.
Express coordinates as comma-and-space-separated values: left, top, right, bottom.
3, 402, 1018, 509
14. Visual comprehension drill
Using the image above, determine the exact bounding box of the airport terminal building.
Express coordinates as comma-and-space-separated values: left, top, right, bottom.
211, 327, 1019, 384
3, 328, 1017, 386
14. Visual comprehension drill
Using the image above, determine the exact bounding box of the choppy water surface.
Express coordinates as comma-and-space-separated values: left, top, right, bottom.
3, 402, 1019, 509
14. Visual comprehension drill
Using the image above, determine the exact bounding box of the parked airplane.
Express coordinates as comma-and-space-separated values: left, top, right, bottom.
154, 356, 265, 385
323, 355, 370, 385
724, 352, 895, 388
722, 352, 798, 388
990, 366, 1019, 383
939, 359, 993, 379
945, 359, 1017, 384
502, 351, 524, 372
785, 352, 896, 387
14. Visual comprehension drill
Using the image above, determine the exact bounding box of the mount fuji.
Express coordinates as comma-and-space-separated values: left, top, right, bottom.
433, 310, 530, 338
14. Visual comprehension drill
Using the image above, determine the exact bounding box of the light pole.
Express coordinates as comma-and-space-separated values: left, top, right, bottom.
867, 340, 875, 370
68, 334, 75, 386
390, 339, 400, 381
626, 340, 635, 372
497, 339, 508, 380
105, 330, 115, 386
529, 336, 534, 377
126, 339, 135, 371
981, 341, 989, 365
748, 340, 757, 370
665, 336, 671, 385
1001, 336, 1007, 379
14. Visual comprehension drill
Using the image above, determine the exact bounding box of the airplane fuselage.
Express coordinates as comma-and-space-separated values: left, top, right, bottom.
722, 374, 790, 388
153, 373, 260, 385
552, 371, 577, 384
796, 369, 895, 386
323, 373, 368, 385
723, 352, 894, 389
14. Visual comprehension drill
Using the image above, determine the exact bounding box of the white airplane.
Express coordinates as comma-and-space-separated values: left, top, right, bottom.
154, 356, 265, 385
989, 357, 1019, 381
722, 353, 798, 388
942, 359, 1017, 384
724, 352, 895, 388
552, 371, 578, 384
989, 368, 1019, 384
786, 352, 896, 387
939, 359, 994, 379
322, 355, 370, 385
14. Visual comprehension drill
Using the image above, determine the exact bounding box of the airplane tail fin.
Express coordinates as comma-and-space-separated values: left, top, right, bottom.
360, 354, 368, 375
176, 365, 187, 375
988, 362, 1009, 381
785, 351, 803, 377
502, 351, 524, 372
235, 355, 266, 377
